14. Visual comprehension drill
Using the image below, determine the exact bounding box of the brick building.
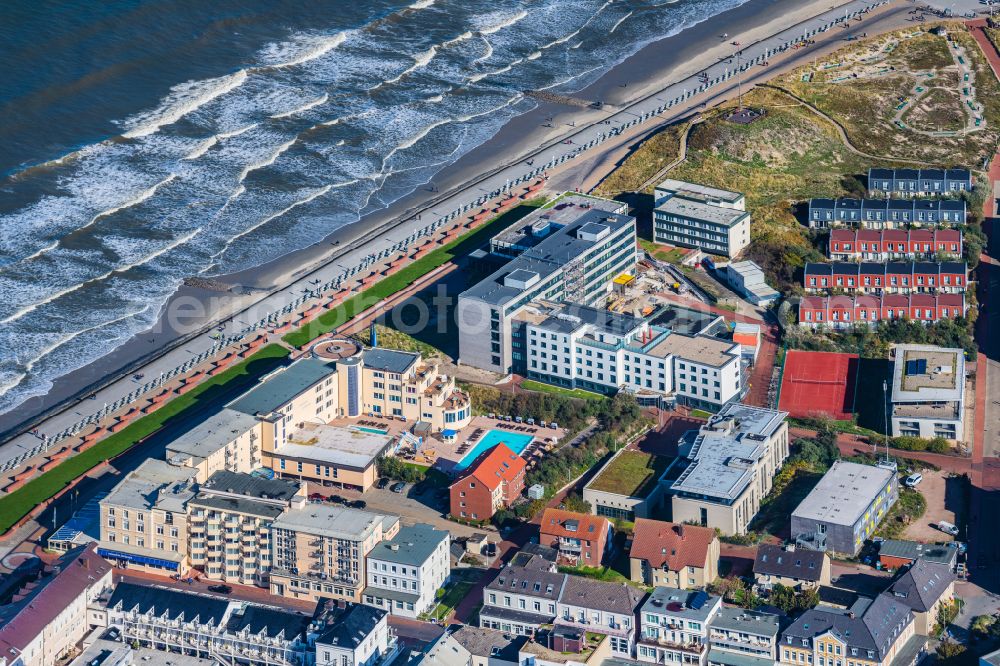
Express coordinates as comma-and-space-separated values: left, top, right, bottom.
538, 508, 612, 566
803, 261, 966, 294
828, 229, 962, 261
798, 293, 966, 328
450, 443, 527, 521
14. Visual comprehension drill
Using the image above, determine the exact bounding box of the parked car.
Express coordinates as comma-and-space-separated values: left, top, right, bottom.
486, 542, 497, 558
391, 482, 406, 494
208, 584, 232, 594
309, 492, 327, 502
904, 473, 923, 488
376, 477, 390, 489
936, 520, 959, 536
350, 499, 367, 509
328, 494, 345, 505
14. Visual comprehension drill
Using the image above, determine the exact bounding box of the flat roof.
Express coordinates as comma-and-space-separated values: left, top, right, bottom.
670, 432, 763, 502
461, 208, 634, 307
529, 301, 645, 338
102, 459, 197, 512
710, 608, 780, 637
656, 196, 748, 228
641, 586, 719, 622
229, 358, 335, 416
643, 332, 739, 368
649, 305, 723, 337
656, 178, 743, 203
363, 348, 418, 375
271, 504, 396, 541
277, 423, 392, 469
891, 344, 964, 404
165, 408, 259, 464
587, 449, 670, 498
792, 461, 895, 526
711, 402, 788, 439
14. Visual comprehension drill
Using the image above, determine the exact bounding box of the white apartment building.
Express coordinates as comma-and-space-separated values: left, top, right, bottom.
480, 564, 566, 636
315, 603, 395, 666
363, 523, 451, 618
164, 408, 262, 482
653, 179, 750, 258
556, 575, 645, 656
889, 344, 966, 441
638, 587, 723, 666
518, 301, 743, 410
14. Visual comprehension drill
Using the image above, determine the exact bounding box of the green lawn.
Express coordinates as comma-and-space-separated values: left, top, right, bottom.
0, 344, 290, 535
588, 450, 670, 497
690, 409, 714, 419
749, 464, 824, 539
876, 488, 927, 540
424, 574, 480, 620
557, 564, 643, 588
520, 380, 606, 401
283, 199, 547, 348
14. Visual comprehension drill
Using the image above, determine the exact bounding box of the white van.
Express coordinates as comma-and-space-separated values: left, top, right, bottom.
936, 521, 959, 536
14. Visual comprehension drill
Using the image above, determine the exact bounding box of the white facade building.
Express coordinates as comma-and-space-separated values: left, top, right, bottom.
638, 587, 723, 666
363, 523, 451, 618
889, 344, 966, 442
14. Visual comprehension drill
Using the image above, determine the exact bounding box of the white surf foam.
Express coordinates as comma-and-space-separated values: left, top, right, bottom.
262, 32, 347, 69
444, 31, 473, 47
121, 70, 249, 138
218, 123, 258, 139
236, 137, 297, 184
183, 136, 219, 160
270, 92, 329, 119
213, 183, 337, 257
478, 10, 529, 35
24, 304, 153, 374
384, 46, 438, 85
610, 10, 634, 34
527, 51, 542, 61
409, 0, 435, 8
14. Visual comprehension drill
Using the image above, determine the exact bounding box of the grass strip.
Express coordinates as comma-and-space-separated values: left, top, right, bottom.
0, 344, 290, 534
283, 199, 547, 348
520, 379, 606, 401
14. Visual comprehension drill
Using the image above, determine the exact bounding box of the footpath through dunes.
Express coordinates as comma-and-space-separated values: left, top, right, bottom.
0, 0, 899, 540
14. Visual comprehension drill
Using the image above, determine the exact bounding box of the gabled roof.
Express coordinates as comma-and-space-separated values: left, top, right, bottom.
782, 595, 912, 658
108, 582, 231, 626
487, 564, 566, 599
316, 603, 387, 648
226, 604, 312, 640
629, 518, 716, 571
455, 443, 526, 491
754, 544, 826, 582
540, 508, 609, 543
883, 559, 955, 612
558, 575, 646, 614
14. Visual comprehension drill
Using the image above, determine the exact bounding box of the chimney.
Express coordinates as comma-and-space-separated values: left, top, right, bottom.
677, 523, 685, 539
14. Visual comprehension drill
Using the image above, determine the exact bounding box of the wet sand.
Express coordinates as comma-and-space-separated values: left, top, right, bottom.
0, 0, 896, 436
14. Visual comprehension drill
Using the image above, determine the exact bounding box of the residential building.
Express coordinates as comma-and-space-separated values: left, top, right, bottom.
797, 293, 966, 328
778, 596, 917, 666
753, 544, 832, 591
653, 179, 750, 257
314, 600, 395, 666
480, 563, 566, 635
790, 461, 898, 556
186, 471, 301, 586
519, 630, 612, 666
806, 197, 966, 228
423, 626, 527, 666
889, 344, 966, 441
516, 301, 744, 409
802, 262, 967, 294
867, 167, 972, 196
457, 194, 637, 375
721, 261, 780, 305
707, 608, 781, 666
363, 523, 451, 618
732, 323, 761, 365
98, 459, 198, 575
165, 408, 263, 482
539, 508, 613, 567
583, 449, 671, 522
269, 504, 399, 603
556, 575, 646, 656
104, 581, 315, 665
827, 229, 963, 261
665, 403, 790, 536
67, 639, 216, 666
450, 443, 527, 521
0, 545, 113, 666
877, 539, 958, 571
882, 559, 956, 635
637, 587, 723, 666
628, 519, 720, 589
271, 422, 393, 492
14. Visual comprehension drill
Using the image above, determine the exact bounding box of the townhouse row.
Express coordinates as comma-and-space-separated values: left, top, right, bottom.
803, 261, 967, 294
798, 293, 967, 328
97, 461, 450, 618
806, 197, 966, 229
827, 228, 962, 261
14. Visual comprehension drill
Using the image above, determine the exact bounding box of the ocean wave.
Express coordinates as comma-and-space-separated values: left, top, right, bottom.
409, 0, 435, 8
475, 37, 494, 64
384, 46, 438, 86
183, 136, 219, 160
527, 51, 541, 61
610, 10, 634, 34
121, 70, 249, 138
477, 9, 529, 35
270, 92, 329, 119
0, 227, 200, 326
260, 31, 347, 69
236, 137, 297, 184
218, 123, 258, 139
443, 31, 473, 47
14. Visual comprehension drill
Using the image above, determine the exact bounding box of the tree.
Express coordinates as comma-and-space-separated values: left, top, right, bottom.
563, 492, 592, 514
935, 639, 966, 665
768, 583, 820, 614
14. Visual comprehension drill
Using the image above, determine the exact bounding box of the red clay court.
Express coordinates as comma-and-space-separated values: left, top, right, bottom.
778, 350, 859, 421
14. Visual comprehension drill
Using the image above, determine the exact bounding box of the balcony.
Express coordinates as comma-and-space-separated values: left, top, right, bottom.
639, 637, 706, 656
557, 618, 631, 638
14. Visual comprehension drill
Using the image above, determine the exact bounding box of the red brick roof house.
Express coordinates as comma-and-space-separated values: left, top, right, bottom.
628, 518, 719, 589
449, 443, 526, 522
538, 508, 612, 567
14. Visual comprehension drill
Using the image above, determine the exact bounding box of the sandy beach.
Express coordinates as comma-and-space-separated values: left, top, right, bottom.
0, 0, 908, 441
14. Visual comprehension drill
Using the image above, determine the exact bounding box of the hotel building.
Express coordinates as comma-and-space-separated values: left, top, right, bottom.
653, 179, 750, 257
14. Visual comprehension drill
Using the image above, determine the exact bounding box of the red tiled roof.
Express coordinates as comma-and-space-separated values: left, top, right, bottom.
457, 442, 526, 491
801, 295, 826, 308
0, 544, 111, 654
855, 295, 880, 307
539, 508, 609, 541
883, 230, 907, 241
629, 518, 716, 570
909, 229, 933, 241
883, 294, 909, 307
937, 229, 961, 241
938, 293, 965, 306
856, 229, 882, 241
830, 229, 855, 242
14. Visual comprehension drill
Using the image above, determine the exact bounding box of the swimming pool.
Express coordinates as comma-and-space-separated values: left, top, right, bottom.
454, 429, 534, 470
354, 426, 388, 435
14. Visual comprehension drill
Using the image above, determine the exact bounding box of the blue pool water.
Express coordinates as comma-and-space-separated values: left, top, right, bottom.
355, 426, 388, 435
455, 429, 534, 471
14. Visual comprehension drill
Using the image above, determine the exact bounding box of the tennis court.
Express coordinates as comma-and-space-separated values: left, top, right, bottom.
778, 350, 859, 420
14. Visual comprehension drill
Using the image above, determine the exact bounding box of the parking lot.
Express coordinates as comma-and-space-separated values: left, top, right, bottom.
304, 479, 495, 540
902, 469, 962, 543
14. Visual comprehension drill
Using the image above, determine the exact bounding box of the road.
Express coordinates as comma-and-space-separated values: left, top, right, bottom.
0, 0, 899, 480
